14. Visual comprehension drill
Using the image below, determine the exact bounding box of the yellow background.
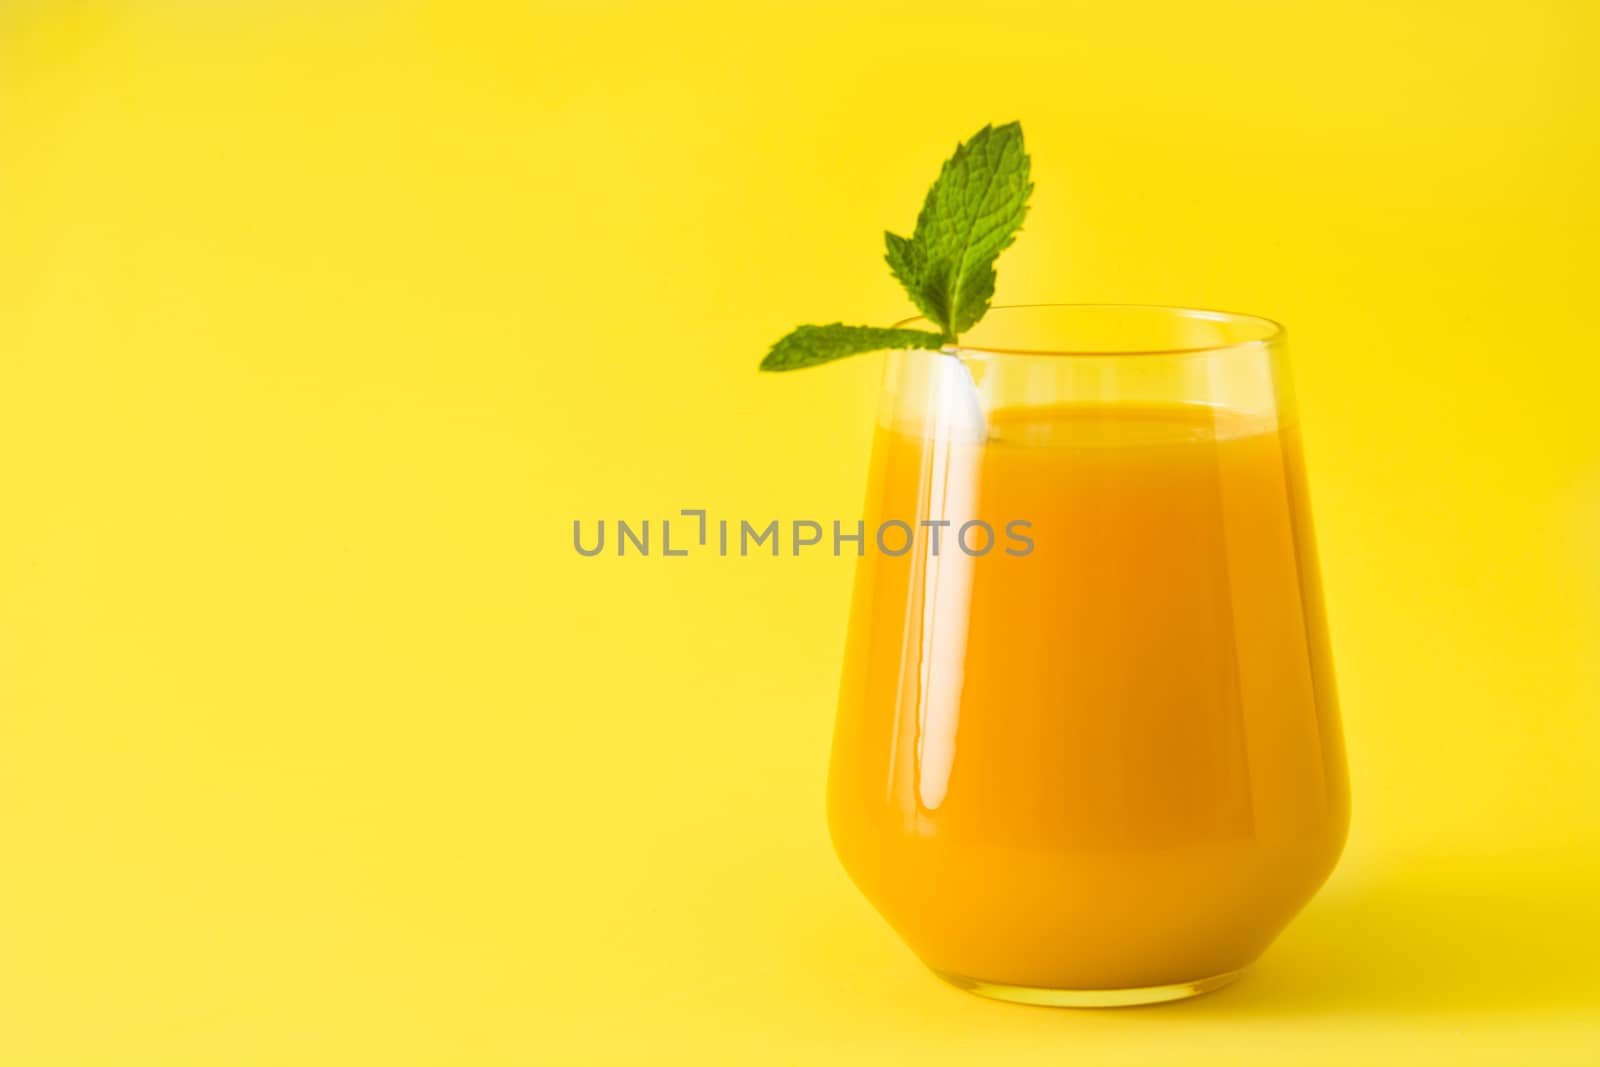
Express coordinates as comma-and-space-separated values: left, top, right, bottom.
3, 1, 1598, 1063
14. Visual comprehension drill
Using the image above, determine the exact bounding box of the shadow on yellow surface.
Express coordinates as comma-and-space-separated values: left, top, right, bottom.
1151, 851, 1600, 1019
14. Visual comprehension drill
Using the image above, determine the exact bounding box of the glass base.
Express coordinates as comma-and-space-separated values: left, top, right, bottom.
934, 967, 1243, 1007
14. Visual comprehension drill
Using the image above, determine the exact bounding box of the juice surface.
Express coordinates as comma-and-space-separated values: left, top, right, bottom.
828, 402, 1349, 990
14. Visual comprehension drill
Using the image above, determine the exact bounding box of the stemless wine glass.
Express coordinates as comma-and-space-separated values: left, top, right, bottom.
827, 305, 1349, 1007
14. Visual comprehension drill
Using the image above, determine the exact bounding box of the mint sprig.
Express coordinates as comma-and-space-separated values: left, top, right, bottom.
760, 122, 1032, 373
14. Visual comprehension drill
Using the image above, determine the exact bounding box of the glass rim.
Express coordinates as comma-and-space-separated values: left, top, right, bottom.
892, 303, 1285, 358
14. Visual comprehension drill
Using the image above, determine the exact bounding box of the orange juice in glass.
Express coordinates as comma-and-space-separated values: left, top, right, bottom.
828, 305, 1349, 1006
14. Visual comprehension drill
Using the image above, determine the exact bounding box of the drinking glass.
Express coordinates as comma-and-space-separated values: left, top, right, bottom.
827, 305, 1349, 1006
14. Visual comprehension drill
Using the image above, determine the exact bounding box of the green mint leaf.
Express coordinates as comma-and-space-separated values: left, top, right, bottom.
898, 122, 1032, 339
883, 231, 923, 307
760, 323, 945, 372
762, 121, 1031, 371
